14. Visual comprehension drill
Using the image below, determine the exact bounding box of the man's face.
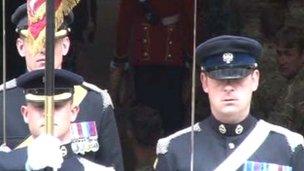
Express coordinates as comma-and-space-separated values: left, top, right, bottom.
201, 70, 259, 123
16, 36, 70, 71
275, 46, 304, 79
21, 100, 79, 142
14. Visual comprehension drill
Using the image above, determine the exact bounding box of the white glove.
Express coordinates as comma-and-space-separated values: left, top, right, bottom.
26, 134, 63, 170
0, 144, 12, 152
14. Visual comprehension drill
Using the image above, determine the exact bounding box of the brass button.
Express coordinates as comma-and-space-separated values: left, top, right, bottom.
228, 143, 235, 149
60, 146, 67, 157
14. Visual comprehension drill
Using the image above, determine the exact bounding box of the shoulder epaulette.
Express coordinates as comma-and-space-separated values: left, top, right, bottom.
82, 81, 114, 108
265, 120, 304, 151
156, 123, 201, 155
0, 79, 17, 91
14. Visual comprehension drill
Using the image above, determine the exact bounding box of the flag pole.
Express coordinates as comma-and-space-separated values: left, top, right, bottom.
45, 0, 55, 136
190, 0, 197, 170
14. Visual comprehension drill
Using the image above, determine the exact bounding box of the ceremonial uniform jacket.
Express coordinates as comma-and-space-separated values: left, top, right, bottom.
116, 0, 193, 66
0, 144, 115, 171
0, 79, 123, 171
155, 115, 304, 171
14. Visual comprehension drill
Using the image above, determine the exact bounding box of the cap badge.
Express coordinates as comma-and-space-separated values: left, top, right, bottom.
223, 53, 234, 64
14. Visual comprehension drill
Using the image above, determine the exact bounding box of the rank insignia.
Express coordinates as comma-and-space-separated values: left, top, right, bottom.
70, 121, 99, 154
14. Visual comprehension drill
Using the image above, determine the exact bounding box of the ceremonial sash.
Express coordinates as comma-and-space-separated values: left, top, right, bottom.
214, 120, 271, 171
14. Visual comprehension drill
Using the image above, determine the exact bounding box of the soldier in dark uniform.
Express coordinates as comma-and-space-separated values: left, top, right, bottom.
0, 3, 123, 171
155, 35, 304, 171
0, 69, 114, 170
112, 0, 194, 135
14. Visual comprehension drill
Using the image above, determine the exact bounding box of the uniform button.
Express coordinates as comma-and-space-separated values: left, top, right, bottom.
228, 143, 235, 150
169, 41, 173, 45
168, 54, 172, 58
144, 52, 149, 56
60, 146, 68, 157
235, 124, 244, 135
218, 124, 226, 134
144, 26, 148, 30
143, 39, 147, 43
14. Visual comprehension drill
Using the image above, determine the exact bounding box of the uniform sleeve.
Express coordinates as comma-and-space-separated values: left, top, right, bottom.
291, 144, 304, 170
95, 104, 124, 171
155, 153, 176, 171
115, 0, 136, 59
0, 148, 27, 170
180, 0, 194, 57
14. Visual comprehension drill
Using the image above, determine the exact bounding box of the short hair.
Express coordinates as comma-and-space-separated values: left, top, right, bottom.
275, 26, 304, 54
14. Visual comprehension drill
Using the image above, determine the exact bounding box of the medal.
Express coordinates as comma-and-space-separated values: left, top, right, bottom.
71, 142, 80, 154
91, 140, 99, 152
70, 121, 100, 154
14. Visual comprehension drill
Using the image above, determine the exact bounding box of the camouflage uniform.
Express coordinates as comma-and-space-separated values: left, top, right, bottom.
268, 68, 304, 135
252, 45, 287, 119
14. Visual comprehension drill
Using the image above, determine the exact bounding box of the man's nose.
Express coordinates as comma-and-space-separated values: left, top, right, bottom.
277, 55, 287, 64
223, 80, 235, 92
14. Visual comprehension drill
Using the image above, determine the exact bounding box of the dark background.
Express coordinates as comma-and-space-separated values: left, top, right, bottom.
0, 0, 301, 90
1, 1, 304, 170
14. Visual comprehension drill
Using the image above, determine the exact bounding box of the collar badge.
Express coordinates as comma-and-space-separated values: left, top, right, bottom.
219, 124, 227, 134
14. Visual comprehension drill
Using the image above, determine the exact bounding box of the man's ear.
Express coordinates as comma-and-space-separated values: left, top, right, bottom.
200, 72, 209, 93
61, 36, 70, 56
20, 105, 29, 123
16, 38, 26, 57
251, 69, 260, 92
70, 105, 79, 122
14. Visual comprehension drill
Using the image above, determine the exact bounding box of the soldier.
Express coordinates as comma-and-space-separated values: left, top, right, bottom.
155, 35, 304, 170
112, 0, 194, 135
268, 26, 304, 134
0, 2, 123, 170
128, 104, 163, 171
0, 69, 114, 170
67, 0, 97, 72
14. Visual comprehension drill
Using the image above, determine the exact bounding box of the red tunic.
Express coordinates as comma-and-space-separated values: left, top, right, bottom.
116, 0, 194, 66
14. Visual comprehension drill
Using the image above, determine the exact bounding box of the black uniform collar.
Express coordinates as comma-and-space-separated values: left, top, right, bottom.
209, 114, 257, 136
